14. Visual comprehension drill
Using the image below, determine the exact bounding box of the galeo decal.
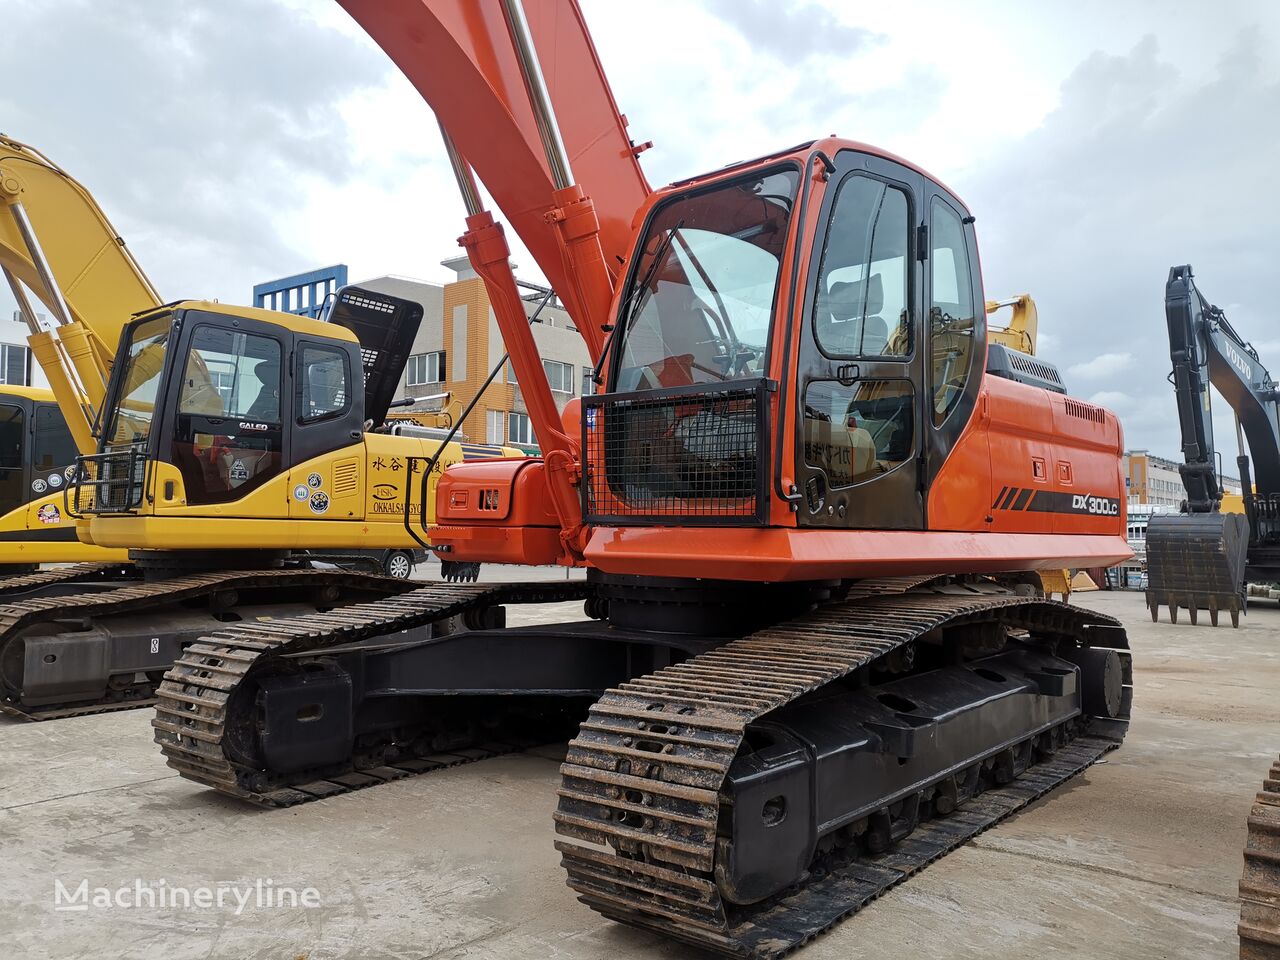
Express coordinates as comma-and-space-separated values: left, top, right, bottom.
991, 486, 1121, 517
238, 421, 270, 432
37, 503, 61, 525
309, 491, 330, 514
307, 472, 323, 489
31, 478, 46, 494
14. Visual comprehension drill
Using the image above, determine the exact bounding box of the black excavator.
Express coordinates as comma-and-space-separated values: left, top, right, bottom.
1146, 265, 1280, 625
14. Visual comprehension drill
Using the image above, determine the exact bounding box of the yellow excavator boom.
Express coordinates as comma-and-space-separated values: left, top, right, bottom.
0, 135, 161, 452
985, 294, 1038, 356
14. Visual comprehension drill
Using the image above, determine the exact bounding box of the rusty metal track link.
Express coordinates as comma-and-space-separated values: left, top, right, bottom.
154, 580, 593, 806
0, 568, 410, 720
1241, 755, 1280, 959
555, 591, 1132, 958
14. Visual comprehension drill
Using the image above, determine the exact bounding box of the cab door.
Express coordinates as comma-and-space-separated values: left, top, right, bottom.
161, 312, 288, 510
0, 401, 28, 519
287, 338, 365, 520
922, 187, 985, 488
795, 151, 926, 529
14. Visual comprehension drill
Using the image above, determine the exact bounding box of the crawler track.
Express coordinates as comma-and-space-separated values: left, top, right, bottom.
0, 568, 411, 720
0, 562, 137, 599
154, 580, 593, 805
554, 589, 1132, 958
1241, 755, 1280, 959
0, 695, 158, 722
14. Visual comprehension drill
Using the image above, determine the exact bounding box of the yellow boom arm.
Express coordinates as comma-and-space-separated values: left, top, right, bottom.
0, 135, 161, 452
985, 294, 1038, 356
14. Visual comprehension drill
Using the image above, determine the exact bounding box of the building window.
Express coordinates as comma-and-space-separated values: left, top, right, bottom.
486, 409, 505, 445
0, 344, 30, 386
508, 411, 534, 445
582, 367, 596, 397
506, 360, 518, 384
544, 359, 573, 394
406, 351, 445, 387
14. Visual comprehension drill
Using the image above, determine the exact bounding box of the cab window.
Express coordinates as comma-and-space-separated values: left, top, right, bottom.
0, 405, 23, 513
178, 327, 281, 421
298, 344, 350, 422
614, 168, 800, 391
929, 198, 976, 424
171, 325, 283, 506
813, 175, 911, 358
32, 405, 77, 471
803, 379, 914, 487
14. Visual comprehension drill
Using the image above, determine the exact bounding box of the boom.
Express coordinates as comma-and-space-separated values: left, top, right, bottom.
1165, 264, 1280, 507
0, 136, 162, 450
1146, 265, 1280, 625
338, 0, 651, 359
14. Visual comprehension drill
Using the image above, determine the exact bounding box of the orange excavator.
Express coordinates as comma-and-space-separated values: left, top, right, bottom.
156, 2, 1132, 953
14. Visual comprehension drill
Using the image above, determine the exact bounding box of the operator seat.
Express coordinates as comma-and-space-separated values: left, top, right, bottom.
245, 359, 282, 422
818, 274, 889, 356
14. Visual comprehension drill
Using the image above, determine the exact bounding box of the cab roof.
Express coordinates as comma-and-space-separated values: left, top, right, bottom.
132, 300, 360, 344
656, 137, 971, 216
0, 383, 56, 403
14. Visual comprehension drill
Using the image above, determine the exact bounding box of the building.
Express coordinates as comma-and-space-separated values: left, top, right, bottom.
1124, 449, 1241, 508
253, 265, 348, 320
0, 312, 36, 386
257, 259, 591, 452
361, 258, 591, 451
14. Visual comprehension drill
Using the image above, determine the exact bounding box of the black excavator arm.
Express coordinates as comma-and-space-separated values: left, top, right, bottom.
1165, 264, 1280, 508
1148, 265, 1280, 625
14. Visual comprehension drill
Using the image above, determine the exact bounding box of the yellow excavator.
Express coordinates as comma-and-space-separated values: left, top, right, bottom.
0, 137, 141, 576
0, 135, 516, 719
0, 383, 127, 573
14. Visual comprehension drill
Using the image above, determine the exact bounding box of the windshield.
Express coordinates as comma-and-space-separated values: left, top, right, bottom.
613, 167, 800, 391
103, 314, 170, 447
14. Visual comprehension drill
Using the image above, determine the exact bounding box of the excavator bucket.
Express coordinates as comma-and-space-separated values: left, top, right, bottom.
1145, 512, 1249, 626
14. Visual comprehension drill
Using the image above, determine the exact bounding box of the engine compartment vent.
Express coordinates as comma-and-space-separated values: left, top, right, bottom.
332, 458, 359, 497
986, 343, 1067, 395
1063, 398, 1106, 424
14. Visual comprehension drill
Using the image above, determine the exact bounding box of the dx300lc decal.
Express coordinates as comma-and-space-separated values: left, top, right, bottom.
991, 486, 1121, 516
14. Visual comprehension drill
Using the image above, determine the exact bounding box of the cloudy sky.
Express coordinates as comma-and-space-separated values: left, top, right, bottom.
2, 0, 1278, 464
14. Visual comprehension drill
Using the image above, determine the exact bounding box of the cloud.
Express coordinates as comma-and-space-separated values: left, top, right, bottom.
3, 0, 1275, 492
700, 0, 882, 63
966, 29, 1280, 460
0, 0, 385, 304
1067, 352, 1133, 379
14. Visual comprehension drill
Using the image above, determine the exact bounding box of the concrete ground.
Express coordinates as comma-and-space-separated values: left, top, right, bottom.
1, 588, 1275, 960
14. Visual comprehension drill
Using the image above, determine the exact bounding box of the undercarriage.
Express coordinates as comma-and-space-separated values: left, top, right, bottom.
0, 567, 415, 720
153, 573, 1130, 953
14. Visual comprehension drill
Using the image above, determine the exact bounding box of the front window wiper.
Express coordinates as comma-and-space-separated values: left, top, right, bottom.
592, 218, 684, 387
